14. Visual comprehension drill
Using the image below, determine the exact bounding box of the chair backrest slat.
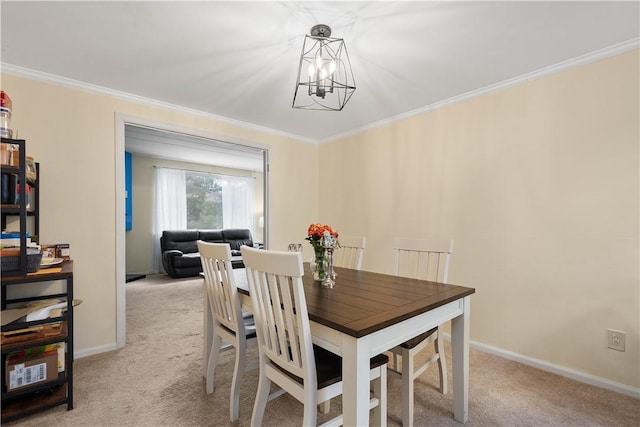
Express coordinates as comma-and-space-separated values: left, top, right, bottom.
393, 238, 453, 283
333, 236, 366, 270
241, 246, 315, 383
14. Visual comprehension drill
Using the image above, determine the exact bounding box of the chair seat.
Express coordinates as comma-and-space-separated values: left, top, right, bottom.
316, 346, 389, 389
277, 345, 389, 389
398, 327, 437, 349
218, 322, 257, 340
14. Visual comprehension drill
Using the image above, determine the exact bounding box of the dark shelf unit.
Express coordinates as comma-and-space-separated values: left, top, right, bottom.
1, 262, 74, 422
1, 138, 71, 422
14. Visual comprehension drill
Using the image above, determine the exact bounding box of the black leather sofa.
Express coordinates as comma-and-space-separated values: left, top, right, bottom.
160, 229, 255, 278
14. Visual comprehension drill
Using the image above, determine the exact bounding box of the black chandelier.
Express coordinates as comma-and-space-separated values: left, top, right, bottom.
292, 24, 356, 111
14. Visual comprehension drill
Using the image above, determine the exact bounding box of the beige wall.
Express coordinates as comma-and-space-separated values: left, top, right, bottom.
2, 48, 637, 391
319, 50, 639, 388
1, 73, 319, 354
125, 154, 264, 274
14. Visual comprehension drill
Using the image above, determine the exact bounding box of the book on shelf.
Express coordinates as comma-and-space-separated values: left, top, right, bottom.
1, 231, 31, 247
0, 238, 32, 247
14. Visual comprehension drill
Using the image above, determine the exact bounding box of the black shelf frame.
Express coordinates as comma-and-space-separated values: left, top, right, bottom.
1, 138, 71, 422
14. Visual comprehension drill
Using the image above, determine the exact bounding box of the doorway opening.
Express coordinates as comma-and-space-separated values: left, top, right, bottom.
115, 114, 269, 348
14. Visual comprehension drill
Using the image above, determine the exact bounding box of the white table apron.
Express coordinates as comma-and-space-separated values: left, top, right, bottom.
203, 269, 471, 425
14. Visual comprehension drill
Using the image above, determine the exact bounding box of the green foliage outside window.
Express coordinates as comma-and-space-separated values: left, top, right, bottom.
186, 172, 223, 229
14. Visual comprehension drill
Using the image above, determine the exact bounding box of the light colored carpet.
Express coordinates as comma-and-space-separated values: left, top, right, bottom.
6, 274, 639, 426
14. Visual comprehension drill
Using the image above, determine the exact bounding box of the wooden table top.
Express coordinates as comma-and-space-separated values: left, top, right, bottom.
237, 263, 475, 339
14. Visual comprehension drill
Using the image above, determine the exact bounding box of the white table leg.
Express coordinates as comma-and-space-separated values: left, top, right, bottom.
451, 296, 470, 423
341, 335, 371, 426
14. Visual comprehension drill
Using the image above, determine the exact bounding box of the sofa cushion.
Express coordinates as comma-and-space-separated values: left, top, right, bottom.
222, 229, 253, 250
198, 230, 224, 242
161, 230, 200, 254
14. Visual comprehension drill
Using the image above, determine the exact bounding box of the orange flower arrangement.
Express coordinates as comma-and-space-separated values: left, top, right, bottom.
306, 223, 339, 281
306, 223, 339, 248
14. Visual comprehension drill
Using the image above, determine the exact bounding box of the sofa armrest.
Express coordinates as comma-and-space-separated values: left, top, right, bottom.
162, 249, 184, 278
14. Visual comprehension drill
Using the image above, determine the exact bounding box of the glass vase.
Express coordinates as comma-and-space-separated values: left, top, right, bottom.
312, 246, 329, 281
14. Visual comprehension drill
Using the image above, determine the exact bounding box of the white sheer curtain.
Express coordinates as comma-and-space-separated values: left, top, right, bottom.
219, 175, 255, 237
151, 167, 187, 273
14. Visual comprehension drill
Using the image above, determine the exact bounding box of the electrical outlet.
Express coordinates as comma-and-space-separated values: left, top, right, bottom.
607, 329, 626, 352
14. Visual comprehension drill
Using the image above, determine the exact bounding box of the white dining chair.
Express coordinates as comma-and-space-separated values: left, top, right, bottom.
198, 241, 257, 422
240, 245, 389, 427
333, 236, 367, 270
390, 238, 453, 427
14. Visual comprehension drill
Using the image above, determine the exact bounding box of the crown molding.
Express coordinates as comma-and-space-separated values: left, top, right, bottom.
2, 37, 637, 146
320, 38, 640, 144
0, 63, 318, 145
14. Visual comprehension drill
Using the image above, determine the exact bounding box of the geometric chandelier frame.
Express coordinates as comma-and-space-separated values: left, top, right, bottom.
292, 24, 356, 111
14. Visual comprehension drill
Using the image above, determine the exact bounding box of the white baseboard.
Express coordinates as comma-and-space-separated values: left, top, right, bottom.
442, 333, 639, 399
74, 343, 118, 359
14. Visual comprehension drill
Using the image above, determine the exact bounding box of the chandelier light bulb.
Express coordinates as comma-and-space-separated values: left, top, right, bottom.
328, 60, 336, 75
315, 49, 324, 69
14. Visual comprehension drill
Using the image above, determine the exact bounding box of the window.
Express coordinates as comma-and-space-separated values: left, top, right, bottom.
186, 171, 223, 229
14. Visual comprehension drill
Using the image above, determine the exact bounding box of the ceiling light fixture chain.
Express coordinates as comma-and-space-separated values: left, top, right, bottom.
292, 24, 356, 111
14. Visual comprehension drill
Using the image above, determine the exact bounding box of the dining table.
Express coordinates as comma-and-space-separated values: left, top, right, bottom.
203, 263, 475, 425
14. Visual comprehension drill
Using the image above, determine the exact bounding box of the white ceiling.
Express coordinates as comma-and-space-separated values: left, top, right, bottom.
124, 125, 265, 171
1, 1, 639, 145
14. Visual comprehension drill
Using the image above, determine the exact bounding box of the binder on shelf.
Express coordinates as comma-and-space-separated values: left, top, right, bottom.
1, 173, 9, 204
0, 173, 17, 204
